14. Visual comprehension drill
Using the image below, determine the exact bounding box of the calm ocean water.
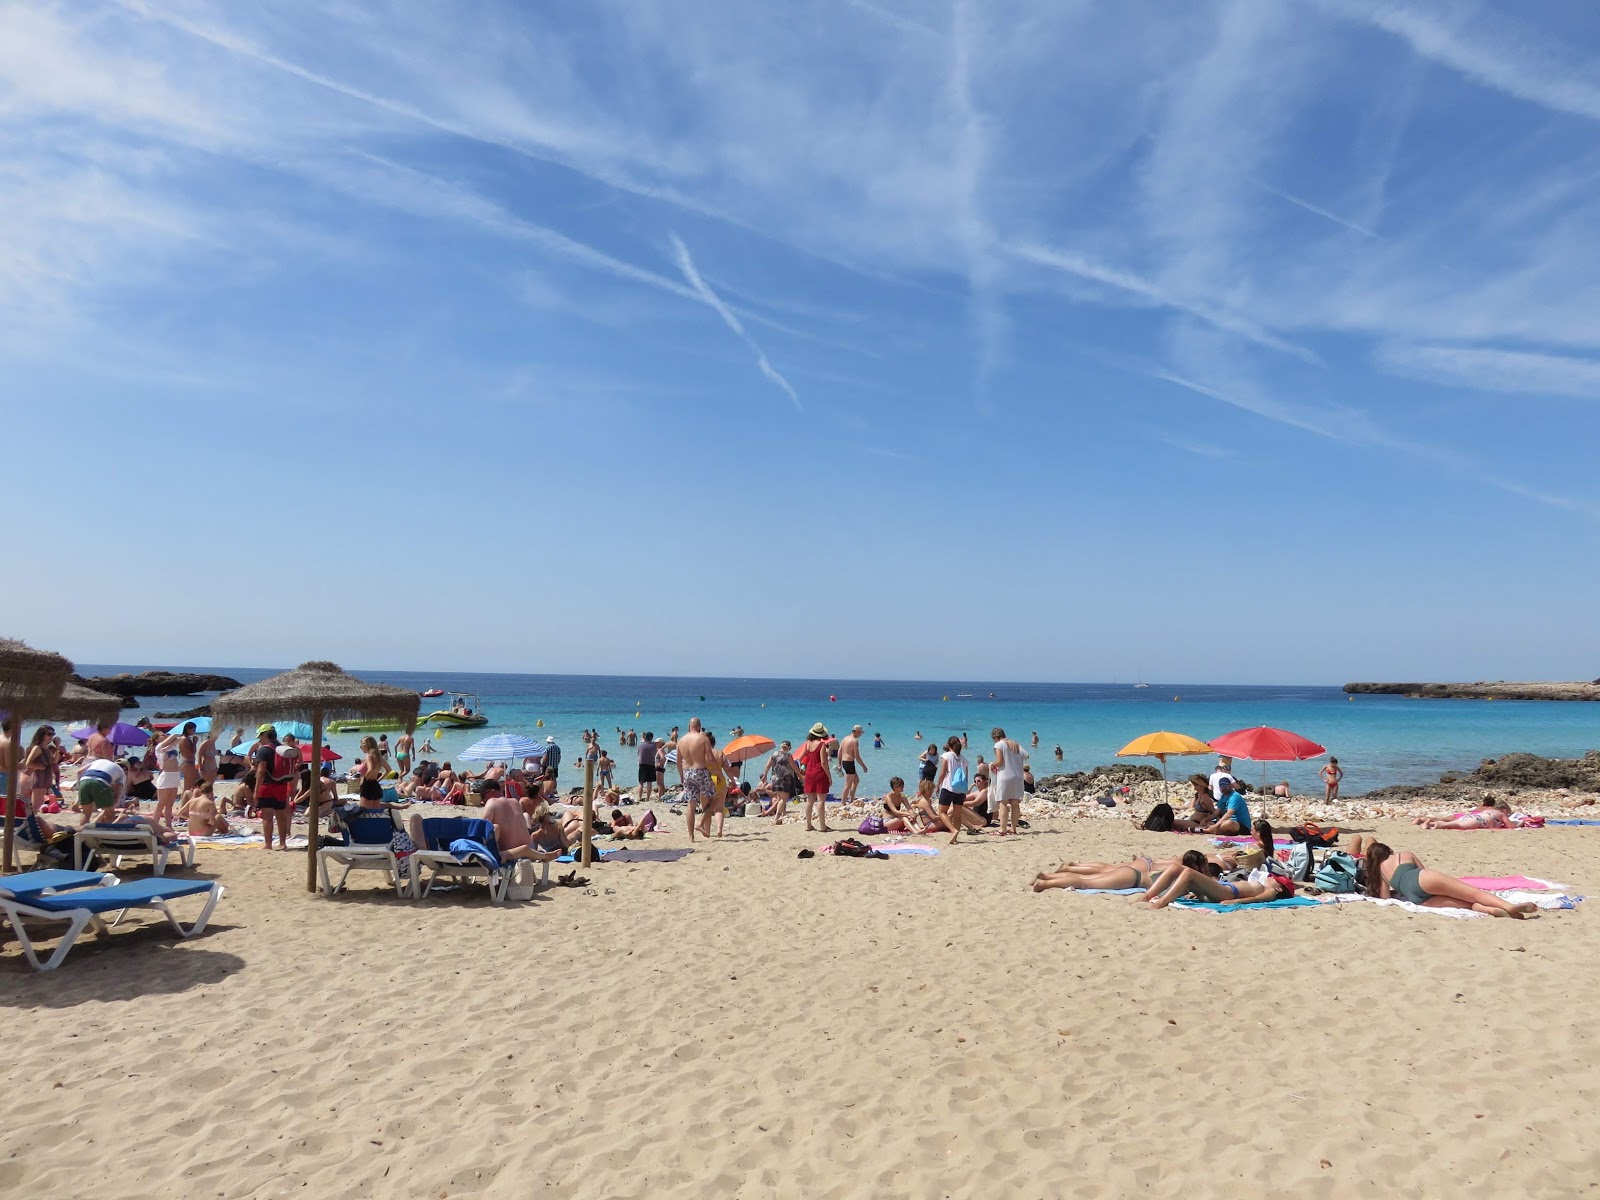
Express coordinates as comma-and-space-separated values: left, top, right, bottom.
78, 667, 1600, 795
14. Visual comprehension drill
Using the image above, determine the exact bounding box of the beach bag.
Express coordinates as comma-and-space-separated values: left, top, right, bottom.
1286, 842, 1315, 882
1314, 851, 1360, 893
858, 816, 885, 836
1141, 802, 1175, 832
948, 759, 969, 792
1288, 822, 1340, 847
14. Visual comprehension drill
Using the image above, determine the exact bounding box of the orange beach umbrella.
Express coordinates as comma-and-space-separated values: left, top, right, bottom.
1116, 730, 1213, 785
722, 734, 777, 764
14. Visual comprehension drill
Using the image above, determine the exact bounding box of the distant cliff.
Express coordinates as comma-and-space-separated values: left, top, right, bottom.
1344, 681, 1600, 701
74, 671, 243, 699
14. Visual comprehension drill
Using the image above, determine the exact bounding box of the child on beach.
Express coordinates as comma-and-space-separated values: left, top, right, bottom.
1320, 757, 1343, 801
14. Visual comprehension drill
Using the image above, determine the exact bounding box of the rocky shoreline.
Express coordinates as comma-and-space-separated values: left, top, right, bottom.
73, 670, 242, 704
1345, 680, 1600, 701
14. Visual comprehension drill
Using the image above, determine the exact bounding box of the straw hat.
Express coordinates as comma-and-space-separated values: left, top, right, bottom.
809, 722, 829, 739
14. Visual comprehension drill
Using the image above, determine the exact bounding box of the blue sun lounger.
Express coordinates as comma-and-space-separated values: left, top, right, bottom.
0, 873, 225, 972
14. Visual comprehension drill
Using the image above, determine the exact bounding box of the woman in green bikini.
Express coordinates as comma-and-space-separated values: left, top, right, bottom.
1359, 841, 1538, 917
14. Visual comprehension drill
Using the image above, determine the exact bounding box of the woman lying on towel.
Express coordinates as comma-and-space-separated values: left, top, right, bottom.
1357, 840, 1538, 917
1033, 820, 1277, 893
1413, 799, 1513, 830
1133, 848, 1296, 909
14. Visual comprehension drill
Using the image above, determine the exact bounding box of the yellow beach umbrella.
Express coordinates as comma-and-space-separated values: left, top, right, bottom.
1116, 730, 1213, 786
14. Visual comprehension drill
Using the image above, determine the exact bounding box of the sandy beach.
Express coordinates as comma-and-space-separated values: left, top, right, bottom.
3, 797, 1596, 1200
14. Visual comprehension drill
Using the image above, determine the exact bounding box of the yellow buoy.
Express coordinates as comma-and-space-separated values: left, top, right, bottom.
1173, 696, 1180, 701
536, 719, 544, 727
943, 696, 948, 702
635, 711, 641, 717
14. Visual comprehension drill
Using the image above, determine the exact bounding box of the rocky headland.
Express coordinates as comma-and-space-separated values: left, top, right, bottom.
74, 671, 242, 701
1345, 681, 1600, 701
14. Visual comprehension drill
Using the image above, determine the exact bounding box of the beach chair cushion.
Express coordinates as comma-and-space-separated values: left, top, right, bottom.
0, 870, 113, 901
27, 878, 215, 914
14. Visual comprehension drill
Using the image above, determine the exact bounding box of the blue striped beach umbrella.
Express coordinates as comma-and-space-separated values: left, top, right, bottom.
459, 732, 543, 762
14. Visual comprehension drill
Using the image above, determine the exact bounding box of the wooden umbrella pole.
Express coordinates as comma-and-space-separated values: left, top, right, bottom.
305, 710, 324, 894
1, 717, 19, 874
581, 757, 595, 867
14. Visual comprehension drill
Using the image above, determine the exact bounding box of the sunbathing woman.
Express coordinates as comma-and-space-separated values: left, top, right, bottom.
1361, 841, 1538, 917
1035, 820, 1276, 892
609, 808, 658, 839
178, 782, 232, 836
1135, 851, 1295, 909
1414, 799, 1512, 830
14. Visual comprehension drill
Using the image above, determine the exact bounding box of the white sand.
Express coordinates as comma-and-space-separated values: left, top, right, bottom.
3, 811, 1597, 1198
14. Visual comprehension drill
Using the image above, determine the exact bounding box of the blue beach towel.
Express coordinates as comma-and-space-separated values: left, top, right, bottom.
556, 848, 609, 863
1545, 819, 1600, 826
1171, 896, 1321, 913
447, 838, 501, 870
878, 845, 939, 856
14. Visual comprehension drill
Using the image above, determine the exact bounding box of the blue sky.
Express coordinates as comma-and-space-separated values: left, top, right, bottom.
5, 0, 1599, 683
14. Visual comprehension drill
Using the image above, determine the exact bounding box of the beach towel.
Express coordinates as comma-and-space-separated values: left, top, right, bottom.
1494, 890, 1583, 910
556, 848, 609, 863
1326, 892, 1581, 918
1209, 835, 1293, 846
877, 845, 939, 856
1459, 875, 1568, 891
189, 833, 266, 848
1065, 887, 1144, 895
1545, 819, 1600, 826
1171, 896, 1320, 913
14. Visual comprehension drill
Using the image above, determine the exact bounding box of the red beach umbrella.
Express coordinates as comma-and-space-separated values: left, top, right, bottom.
298, 745, 343, 763
1209, 727, 1325, 763
1209, 726, 1326, 813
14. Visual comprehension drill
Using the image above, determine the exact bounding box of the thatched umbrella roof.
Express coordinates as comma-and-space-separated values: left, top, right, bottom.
47, 682, 122, 726
0, 638, 73, 716
211, 661, 419, 730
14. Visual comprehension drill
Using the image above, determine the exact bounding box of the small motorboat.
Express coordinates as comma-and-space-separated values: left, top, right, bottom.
421, 688, 444, 698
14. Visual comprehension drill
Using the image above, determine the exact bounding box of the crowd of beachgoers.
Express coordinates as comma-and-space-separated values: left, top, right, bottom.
7, 708, 1592, 928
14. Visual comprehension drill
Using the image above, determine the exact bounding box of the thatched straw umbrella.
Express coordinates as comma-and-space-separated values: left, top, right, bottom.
211, 662, 419, 893
48, 682, 122, 726
0, 639, 74, 873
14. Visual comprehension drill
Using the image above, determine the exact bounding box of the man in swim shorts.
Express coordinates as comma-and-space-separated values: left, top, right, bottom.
838, 726, 868, 804
76, 757, 127, 818
636, 732, 659, 803
675, 718, 717, 842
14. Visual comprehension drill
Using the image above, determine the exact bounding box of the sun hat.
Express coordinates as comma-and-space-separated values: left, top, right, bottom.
809, 722, 829, 738
546, 735, 555, 743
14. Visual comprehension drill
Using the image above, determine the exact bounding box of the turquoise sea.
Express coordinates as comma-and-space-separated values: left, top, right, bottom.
78, 667, 1600, 796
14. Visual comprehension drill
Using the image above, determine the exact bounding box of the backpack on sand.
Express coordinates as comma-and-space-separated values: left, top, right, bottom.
1314, 851, 1360, 893
1141, 803, 1175, 832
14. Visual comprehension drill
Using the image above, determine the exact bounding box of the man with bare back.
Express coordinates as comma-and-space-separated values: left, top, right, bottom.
675, 717, 716, 843
838, 725, 868, 804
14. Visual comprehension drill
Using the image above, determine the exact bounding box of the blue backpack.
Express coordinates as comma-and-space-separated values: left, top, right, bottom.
1314, 851, 1360, 893
948, 757, 969, 793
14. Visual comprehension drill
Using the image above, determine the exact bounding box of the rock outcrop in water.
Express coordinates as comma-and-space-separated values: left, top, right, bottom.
1344, 681, 1600, 701
74, 671, 242, 698
1361, 750, 1600, 804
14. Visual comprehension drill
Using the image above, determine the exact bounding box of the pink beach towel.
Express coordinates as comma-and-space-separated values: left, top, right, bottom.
1459, 875, 1566, 891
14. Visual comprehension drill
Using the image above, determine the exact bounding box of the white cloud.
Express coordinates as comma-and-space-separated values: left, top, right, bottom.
669, 234, 802, 411
1378, 343, 1600, 401
1317, 0, 1600, 123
